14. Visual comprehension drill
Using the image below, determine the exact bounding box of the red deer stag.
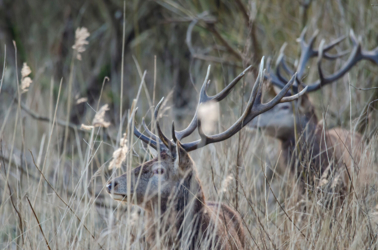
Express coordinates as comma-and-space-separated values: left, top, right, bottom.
250, 29, 378, 196
106, 58, 305, 249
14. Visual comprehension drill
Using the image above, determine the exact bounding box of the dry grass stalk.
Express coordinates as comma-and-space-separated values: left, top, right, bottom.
26, 196, 52, 250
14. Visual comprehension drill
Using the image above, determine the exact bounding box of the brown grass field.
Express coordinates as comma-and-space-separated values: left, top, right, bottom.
0, 0, 378, 249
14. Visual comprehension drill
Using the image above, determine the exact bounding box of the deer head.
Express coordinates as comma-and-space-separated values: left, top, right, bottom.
250, 29, 378, 141
106, 138, 197, 211
106, 58, 306, 212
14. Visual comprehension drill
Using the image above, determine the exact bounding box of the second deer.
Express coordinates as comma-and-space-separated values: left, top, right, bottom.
250, 29, 378, 197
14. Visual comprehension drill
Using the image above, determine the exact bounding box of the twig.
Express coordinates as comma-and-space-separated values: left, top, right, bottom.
205, 23, 244, 61
0, 44, 6, 94
185, 11, 210, 55
234, 0, 249, 25
185, 11, 243, 62
350, 84, 378, 91
192, 54, 243, 68
161, 16, 217, 24
26, 196, 51, 250
1, 141, 24, 245
28, 150, 104, 250
14, 96, 86, 132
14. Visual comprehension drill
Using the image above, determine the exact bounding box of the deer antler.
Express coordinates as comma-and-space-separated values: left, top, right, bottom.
132, 57, 307, 153
266, 28, 378, 93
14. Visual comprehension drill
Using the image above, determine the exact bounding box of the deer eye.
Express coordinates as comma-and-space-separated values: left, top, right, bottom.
280, 105, 290, 110
153, 168, 164, 175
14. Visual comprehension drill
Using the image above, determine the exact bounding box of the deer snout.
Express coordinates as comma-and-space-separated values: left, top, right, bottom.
106, 180, 119, 193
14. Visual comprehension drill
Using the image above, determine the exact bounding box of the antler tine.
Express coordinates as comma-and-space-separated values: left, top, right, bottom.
174, 65, 212, 140
257, 72, 297, 111
303, 30, 378, 92
132, 98, 174, 152
275, 53, 290, 83
281, 57, 295, 75
175, 64, 253, 141
133, 125, 160, 150
171, 122, 177, 143
280, 86, 308, 102
211, 65, 253, 101
322, 50, 349, 60
142, 118, 159, 141
265, 57, 287, 89
180, 57, 301, 152
349, 30, 358, 46
316, 39, 326, 83
297, 29, 318, 79
154, 98, 175, 150
322, 35, 346, 52
297, 26, 308, 48
349, 30, 378, 64
131, 108, 160, 150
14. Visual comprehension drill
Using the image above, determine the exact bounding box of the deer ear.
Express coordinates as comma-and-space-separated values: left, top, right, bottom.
272, 85, 282, 96
298, 93, 313, 113
264, 83, 281, 97
173, 141, 191, 173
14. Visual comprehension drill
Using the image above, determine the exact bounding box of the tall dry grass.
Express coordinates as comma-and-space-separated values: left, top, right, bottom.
1, 0, 378, 249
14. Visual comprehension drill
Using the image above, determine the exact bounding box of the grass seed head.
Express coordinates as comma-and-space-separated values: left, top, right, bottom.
72, 27, 90, 60
92, 104, 111, 128
20, 62, 32, 93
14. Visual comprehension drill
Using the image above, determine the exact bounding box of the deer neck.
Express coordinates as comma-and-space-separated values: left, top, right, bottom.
145, 170, 206, 247
280, 109, 319, 169
174, 171, 205, 214
149, 169, 206, 228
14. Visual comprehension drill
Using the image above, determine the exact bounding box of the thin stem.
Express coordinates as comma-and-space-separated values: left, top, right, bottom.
26, 196, 51, 250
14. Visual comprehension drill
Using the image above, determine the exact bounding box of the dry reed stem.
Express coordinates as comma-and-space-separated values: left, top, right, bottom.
0, 45, 5, 94
26, 196, 51, 250
0, 141, 24, 246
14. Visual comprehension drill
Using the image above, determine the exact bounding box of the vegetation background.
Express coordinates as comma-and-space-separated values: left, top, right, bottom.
0, 0, 378, 249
